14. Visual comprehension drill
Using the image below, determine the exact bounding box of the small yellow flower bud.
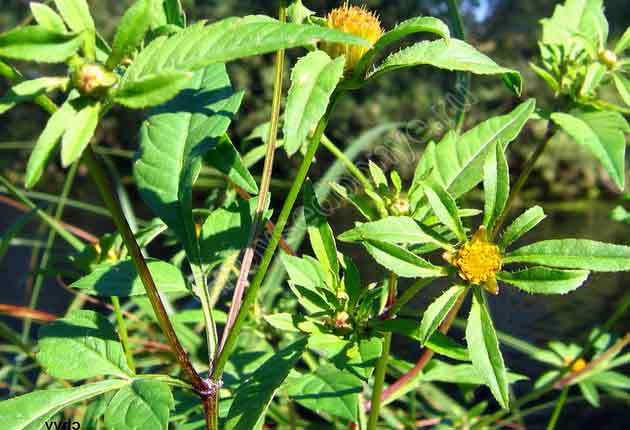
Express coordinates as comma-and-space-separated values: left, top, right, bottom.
321, 2, 384, 72
449, 227, 502, 292
570, 357, 587, 373
390, 197, 410, 216
599, 49, 618, 68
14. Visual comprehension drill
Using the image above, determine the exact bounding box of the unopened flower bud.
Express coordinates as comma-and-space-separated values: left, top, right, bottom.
599, 49, 618, 69
73, 63, 118, 96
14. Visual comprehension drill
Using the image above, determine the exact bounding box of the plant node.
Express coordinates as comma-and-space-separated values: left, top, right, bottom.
73, 62, 118, 96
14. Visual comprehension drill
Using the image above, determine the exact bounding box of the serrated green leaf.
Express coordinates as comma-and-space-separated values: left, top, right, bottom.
284, 51, 344, 156
107, 0, 155, 69
105, 380, 173, 430
581, 63, 607, 97
466, 289, 509, 409
483, 143, 510, 231
497, 267, 589, 294
419, 285, 466, 343
281, 254, 331, 313
0, 26, 83, 62
0, 77, 68, 115
30, 3, 67, 33
421, 360, 526, 385
120, 16, 369, 88
0, 379, 129, 430
551, 110, 628, 189
199, 198, 259, 270
226, 338, 307, 430
370, 39, 522, 95
338, 216, 449, 248
505, 239, 630, 271
60, 100, 100, 167
579, 381, 600, 407
204, 134, 257, 194
421, 181, 466, 242
114, 71, 193, 108
541, 0, 608, 54
70, 258, 188, 296
288, 365, 363, 421
363, 239, 446, 279
38, 310, 134, 380
613, 73, 630, 106
588, 370, 630, 389
135, 64, 242, 262
25, 95, 78, 188
615, 26, 630, 54
498, 206, 546, 249
304, 182, 339, 281
429, 99, 535, 199
53, 0, 96, 58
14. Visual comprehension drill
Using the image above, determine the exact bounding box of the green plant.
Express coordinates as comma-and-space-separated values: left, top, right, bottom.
0, 1, 629, 429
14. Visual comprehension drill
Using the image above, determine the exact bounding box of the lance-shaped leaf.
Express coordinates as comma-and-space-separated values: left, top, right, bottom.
281, 254, 332, 313
0, 77, 68, 115
498, 206, 546, 249
70, 259, 188, 296
541, 0, 608, 53
37, 310, 134, 380
113, 70, 193, 108
551, 110, 629, 190
53, 0, 96, 58
288, 365, 363, 421
199, 198, 260, 270
305, 182, 339, 281
0, 379, 129, 430
421, 181, 466, 242
419, 285, 466, 343
283, 51, 345, 156
466, 289, 509, 409
0, 26, 83, 62
226, 338, 307, 430
497, 267, 589, 295
338, 216, 449, 248
203, 134, 258, 194
504, 239, 630, 271
483, 143, 509, 231
107, 0, 155, 69
30, 3, 67, 33
104, 380, 174, 430
615, 26, 630, 54
134, 64, 243, 261
369, 39, 522, 95
430, 99, 535, 199
363, 239, 446, 279
25, 95, 78, 188
119, 16, 369, 91
60, 99, 101, 167
354, 16, 450, 79
613, 73, 630, 107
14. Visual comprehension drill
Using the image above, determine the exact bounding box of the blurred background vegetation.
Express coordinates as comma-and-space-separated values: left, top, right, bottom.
1, 1, 629, 426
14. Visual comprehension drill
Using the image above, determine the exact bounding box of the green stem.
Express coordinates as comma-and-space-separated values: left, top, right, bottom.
219, 0, 287, 357
368, 273, 398, 429
321, 135, 373, 192
192, 264, 218, 372
492, 122, 556, 238
83, 147, 206, 393
368, 331, 392, 430
112, 296, 135, 373
0, 60, 57, 114
212, 93, 339, 381
546, 386, 569, 430
445, 0, 470, 131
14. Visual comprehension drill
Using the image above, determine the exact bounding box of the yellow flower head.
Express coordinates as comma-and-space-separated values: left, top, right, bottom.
448, 226, 502, 294
321, 2, 384, 72
565, 357, 587, 373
